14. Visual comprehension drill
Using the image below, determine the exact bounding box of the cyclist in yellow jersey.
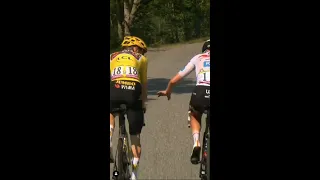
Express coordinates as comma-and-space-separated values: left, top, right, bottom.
109, 36, 148, 180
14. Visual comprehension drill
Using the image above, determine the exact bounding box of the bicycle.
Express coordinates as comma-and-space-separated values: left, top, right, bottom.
188, 106, 210, 180
110, 104, 145, 180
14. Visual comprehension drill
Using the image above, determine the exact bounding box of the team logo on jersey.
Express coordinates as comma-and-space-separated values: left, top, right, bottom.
110, 52, 120, 60
204, 61, 210, 67
121, 85, 135, 90
199, 69, 209, 74
115, 84, 120, 89
116, 80, 136, 86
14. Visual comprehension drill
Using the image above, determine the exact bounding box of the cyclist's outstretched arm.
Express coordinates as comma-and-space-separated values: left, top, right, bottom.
157, 57, 196, 99
166, 59, 195, 92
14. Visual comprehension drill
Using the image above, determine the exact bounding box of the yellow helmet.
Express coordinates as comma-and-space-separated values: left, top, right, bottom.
121, 36, 148, 52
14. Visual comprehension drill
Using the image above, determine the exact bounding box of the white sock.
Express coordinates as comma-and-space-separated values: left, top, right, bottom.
131, 158, 139, 179
132, 157, 139, 167
110, 125, 114, 147
192, 132, 200, 147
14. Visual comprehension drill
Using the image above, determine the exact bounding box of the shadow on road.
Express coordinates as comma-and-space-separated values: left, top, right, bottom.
147, 97, 157, 101
148, 77, 195, 95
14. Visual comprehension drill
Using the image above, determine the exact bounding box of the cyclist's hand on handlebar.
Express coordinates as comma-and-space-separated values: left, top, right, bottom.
157, 90, 171, 100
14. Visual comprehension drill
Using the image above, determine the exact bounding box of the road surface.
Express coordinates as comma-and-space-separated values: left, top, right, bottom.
110, 42, 207, 179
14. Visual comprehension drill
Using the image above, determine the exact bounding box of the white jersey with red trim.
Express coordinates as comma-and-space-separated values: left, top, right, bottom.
178, 51, 210, 86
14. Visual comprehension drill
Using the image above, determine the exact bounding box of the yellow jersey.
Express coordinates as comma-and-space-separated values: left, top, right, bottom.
110, 50, 148, 84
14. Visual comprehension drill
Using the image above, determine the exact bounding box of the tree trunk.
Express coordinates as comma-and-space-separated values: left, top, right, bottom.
123, 0, 142, 36
115, 0, 142, 38
194, 0, 201, 38
123, 0, 131, 36
116, 0, 125, 40
117, 21, 124, 40
128, 0, 141, 27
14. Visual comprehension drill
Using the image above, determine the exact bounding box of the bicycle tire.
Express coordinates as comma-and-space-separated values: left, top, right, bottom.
206, 130, 210, 180
200, 133, 206, 179
117, 138, 124, 180
199, 132, 208, 180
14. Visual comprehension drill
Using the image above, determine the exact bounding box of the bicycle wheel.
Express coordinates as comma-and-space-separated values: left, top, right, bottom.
206, 130, 210, 180
199, 132, 209, 180
117, 138, 124, 180
122, 137, 131, 180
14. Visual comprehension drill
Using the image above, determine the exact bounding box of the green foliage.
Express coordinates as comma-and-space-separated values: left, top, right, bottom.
110, 0, 210, 50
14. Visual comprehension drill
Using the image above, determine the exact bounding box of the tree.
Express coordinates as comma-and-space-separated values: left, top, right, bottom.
110, 0, 210, 50
112, 0, 144, 40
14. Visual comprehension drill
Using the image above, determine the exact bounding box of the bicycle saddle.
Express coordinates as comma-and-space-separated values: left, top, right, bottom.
111, 104, 127, 114
203, 105, 210, 114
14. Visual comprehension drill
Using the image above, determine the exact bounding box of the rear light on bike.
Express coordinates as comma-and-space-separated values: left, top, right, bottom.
203, 151, 207, 158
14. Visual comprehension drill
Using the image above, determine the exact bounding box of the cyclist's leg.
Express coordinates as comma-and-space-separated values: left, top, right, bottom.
190, 110, 202, 148
189, 89, 203, 163
109, 100, 117, 163
126, 82, 143, 179
110, 112, 116, 147
127, 105, 144, 180
110, 81, 120, 149
109, 81, 125, 159
127, 103, 144, 158
190, 85, 210, 164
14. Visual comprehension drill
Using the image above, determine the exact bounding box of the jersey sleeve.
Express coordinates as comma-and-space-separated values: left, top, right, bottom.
178, 55, 198, 78
110, 53, 114, 62
140, 56, 148, 84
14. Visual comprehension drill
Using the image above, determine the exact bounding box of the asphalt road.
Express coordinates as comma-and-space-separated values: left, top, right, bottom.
110, 42, 207, 179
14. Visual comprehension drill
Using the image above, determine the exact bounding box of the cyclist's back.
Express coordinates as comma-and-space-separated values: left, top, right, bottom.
109, 36, 148, 180
179, 51, 210, 87
157, 39, 210, 165
177, 47, 210, 112
110, 49, 147, 84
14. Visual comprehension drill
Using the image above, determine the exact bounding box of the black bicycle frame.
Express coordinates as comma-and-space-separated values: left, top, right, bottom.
200, 109, 210, 180
119, 113, 126, 138
112, 110, 130, 180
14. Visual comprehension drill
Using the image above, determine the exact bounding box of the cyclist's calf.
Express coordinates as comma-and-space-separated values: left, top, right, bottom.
130, 134, 141, 159
130, 134, 141, 147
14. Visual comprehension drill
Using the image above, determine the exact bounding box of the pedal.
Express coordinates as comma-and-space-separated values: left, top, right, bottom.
200, 174, 207, 180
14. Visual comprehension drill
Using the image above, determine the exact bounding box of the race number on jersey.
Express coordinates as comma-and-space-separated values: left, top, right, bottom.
111, 66, 139, 80
198, 60, 210, 85
198, 70, 210, 84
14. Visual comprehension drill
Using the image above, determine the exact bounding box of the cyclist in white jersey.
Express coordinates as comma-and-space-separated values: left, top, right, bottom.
158, 39, 210, 164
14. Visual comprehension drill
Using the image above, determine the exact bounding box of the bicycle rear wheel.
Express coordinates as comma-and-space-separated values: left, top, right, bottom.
206, 131, 210, 180
117, 138, 125, 180
200, 133, 208, 180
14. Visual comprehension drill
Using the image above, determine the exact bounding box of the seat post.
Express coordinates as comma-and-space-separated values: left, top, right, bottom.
118, 104, 127, 136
